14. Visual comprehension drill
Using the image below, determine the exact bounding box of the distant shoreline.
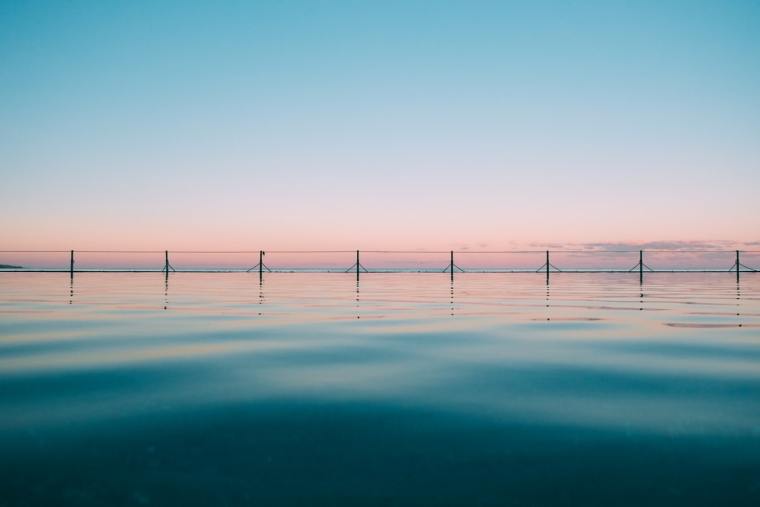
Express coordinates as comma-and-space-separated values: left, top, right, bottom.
0, 264, 22, 269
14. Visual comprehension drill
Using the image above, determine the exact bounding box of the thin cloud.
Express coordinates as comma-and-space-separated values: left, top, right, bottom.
571, 240, 737, 251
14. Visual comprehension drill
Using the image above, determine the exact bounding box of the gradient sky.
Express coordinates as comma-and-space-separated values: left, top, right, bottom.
1, 0, 759, 251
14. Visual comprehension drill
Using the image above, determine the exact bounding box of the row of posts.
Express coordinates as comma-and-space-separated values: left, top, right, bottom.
63, 249, 749, 282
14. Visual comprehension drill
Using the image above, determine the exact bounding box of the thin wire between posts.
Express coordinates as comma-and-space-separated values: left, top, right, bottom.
1, 249, 760, 273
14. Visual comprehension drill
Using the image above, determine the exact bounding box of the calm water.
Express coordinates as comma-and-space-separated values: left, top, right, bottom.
1, 273, 759, 506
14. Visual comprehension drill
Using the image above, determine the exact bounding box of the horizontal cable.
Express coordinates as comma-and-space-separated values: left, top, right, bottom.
2, 269, 758, 274
0, 250, 70, 253
1, 249, 757, 254
73, 250, 165, 254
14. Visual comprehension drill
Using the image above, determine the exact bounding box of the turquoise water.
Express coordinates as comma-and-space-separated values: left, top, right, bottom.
1, 273, 759, 506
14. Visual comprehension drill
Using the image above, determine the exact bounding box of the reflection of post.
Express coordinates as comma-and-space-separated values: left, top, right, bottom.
355, 278, 360, 319
70, 250, 74, 277
258, 276, 264, 316
736, 276, 741, 326
450, 279, 454, 316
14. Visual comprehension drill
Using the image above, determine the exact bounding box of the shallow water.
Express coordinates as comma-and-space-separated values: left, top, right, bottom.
1, 272, 759, 506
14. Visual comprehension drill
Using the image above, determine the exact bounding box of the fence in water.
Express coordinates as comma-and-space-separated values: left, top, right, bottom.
0, 249, 759, 281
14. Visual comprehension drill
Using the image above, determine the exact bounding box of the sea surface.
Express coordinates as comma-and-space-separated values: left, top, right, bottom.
1, 272, 759, 506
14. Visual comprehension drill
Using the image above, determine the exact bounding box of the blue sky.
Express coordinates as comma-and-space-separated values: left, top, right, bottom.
1, 0, 759, 249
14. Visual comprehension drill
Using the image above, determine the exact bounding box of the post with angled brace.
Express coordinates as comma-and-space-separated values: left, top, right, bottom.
161, 251, 176, 276
247, 250, 270, 279
729, 249, 757, 280
443, 250, 463, 279
546, 250, 550, 284
629, 249, 652, 279
70, 250, 74, 277
344, 250, 367, 277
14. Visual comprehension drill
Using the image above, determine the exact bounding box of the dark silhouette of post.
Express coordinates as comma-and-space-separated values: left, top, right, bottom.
629, 249, 652, 279
443, 250, 463, 278
536, 249, 560, 282
728, 249, 757, 279
70, 250, 74, 277
161, 250, 176, 275
344, 250, 366, 277
246, 251, 269, 277
736, 250, 740, 283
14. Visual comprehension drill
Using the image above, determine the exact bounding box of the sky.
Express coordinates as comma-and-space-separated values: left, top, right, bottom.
1, 0, 759, 252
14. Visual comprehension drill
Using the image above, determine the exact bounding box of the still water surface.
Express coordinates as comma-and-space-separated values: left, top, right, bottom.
1, 273, 759, 506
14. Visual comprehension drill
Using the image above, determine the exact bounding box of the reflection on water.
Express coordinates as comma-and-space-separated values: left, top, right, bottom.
1, 273, 759, 506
